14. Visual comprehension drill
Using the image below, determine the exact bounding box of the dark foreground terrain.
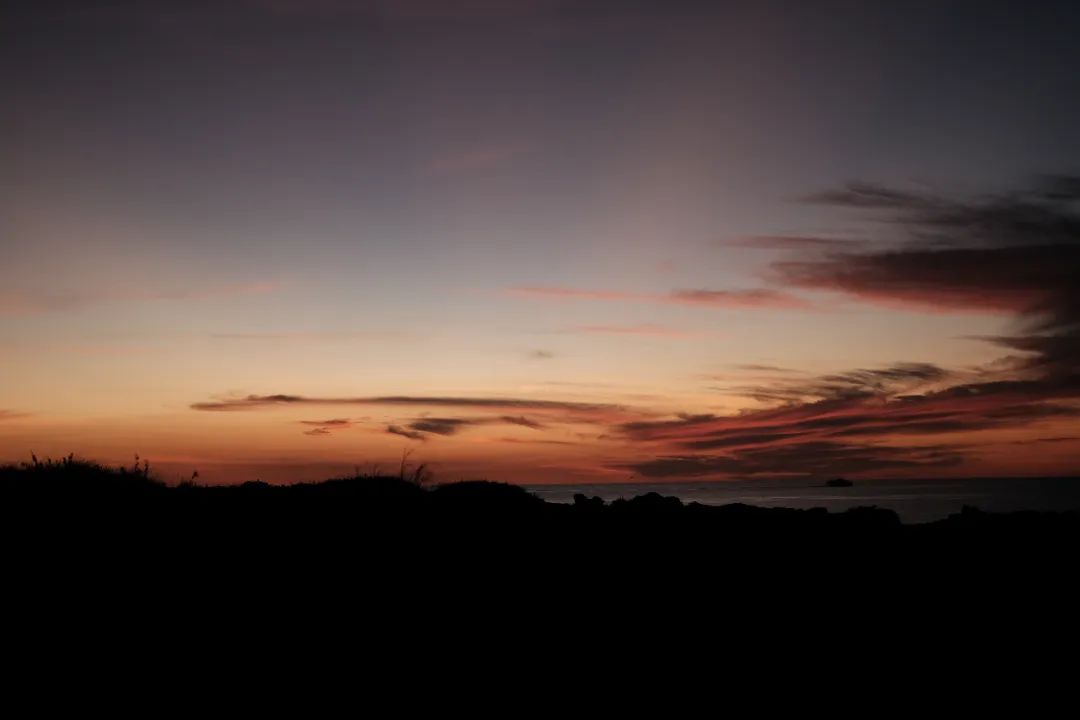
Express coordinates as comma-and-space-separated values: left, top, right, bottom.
4, 457, 1078, 569
4, 457, 1078, 664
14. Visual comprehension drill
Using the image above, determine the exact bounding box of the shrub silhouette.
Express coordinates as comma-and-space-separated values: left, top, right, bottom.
2, 453, 1077, 577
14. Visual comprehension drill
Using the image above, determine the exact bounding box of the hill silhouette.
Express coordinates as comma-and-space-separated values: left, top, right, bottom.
4, 456, 1078, 559
4, 455, 1077, 653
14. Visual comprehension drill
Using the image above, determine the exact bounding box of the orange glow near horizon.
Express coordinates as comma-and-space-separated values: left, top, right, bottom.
3, 1, 1079, 485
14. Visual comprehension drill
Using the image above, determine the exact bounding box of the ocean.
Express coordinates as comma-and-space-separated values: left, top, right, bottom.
526, 476, 1080, 524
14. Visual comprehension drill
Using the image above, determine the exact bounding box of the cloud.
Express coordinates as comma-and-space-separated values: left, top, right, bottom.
395, 414, 547, 438
499, 437, 576, 446
299, 418, 357, 436
530, 349, 556, 360
0, 410, 29, 421
408, 417, 476, 436
500, 415, 546, 430
772, 175, 1080, 389
195, 395, 641, 437
773, 245, 1064, 314
667, 289, 806, 308
626, 442, 965, 479
1009, 436, 1080, 445
800, 182, 939, 210
726, 235, 865, 251
192, 394, 623, 415
387, 425, 427, 441
628, 371, 1078, 447
731, 364, 799, 373
732, 362, 952, 404
775, 176, 1080, 320
507, 286, 807, 309
619, 355, 1080, 478
194, 394, 308, 410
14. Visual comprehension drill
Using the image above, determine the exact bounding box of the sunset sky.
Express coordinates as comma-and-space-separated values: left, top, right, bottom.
3, 0, 1079, 484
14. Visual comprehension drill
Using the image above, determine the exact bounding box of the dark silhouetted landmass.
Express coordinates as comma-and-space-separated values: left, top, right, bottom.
4, 457, 1077, 562
4, 456, 1078, 651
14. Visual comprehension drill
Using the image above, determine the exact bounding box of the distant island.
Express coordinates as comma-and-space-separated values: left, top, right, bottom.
826, 477, 854, 487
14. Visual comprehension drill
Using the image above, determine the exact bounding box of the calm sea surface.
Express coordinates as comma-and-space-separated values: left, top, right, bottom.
526, 477, 1080, 524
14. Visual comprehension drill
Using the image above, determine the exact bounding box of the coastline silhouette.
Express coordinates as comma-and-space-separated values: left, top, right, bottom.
5, 455, 1077, 562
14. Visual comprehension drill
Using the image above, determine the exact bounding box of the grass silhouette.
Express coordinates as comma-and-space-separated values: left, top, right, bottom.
2, 453, 1077, 629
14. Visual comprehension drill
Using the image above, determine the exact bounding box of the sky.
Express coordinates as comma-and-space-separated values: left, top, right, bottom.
2, 0, 1079, 484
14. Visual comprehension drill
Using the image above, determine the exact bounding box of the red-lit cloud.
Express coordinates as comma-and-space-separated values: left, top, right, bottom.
617, 176, 1080, 478
184, 178, 1080, 480
618, 364, 1080, 478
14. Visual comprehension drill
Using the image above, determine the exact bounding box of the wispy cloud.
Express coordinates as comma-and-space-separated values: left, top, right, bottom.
303, 410, 547, 441
769, 175, 1080, 397
299, 418, 357, 436
726, 235, 865, 251
387, 425, 427, 441
624, 442, 965, 479
617, 359, 1080, 478
408, 417, 476, 436
192, 393, 643, 425
800, 182, 939, 209
730, 362, 952, 404
667, 289, 806, 308
0, 410, 29, 422
380, 414, 549, 440
507, 286, 807, 309
731, 364, 800, 373
774, 248, 1049, 314
193, 394, 620, 413
1009, 436, 1080, 445
500, 415, 546, 430
774, 177, 1080, 321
